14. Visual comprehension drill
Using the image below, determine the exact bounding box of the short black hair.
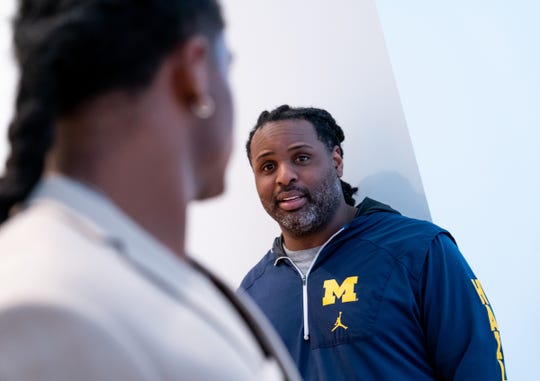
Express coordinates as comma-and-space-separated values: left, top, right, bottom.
0, 0, 224, 223
246, 104, 358, 206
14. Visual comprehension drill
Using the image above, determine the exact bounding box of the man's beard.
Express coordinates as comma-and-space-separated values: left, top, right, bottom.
263, 171, 342, 238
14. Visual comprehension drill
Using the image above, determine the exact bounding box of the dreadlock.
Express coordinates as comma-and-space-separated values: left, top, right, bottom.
246, 104, 358, 206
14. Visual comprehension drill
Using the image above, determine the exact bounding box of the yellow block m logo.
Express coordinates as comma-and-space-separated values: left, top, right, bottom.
322, 276, 358, 306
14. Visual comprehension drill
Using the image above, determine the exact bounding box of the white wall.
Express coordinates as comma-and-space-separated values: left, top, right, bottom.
375, 1, 539, 380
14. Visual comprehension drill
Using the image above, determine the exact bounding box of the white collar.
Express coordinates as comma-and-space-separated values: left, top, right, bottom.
27, 174, 202, 297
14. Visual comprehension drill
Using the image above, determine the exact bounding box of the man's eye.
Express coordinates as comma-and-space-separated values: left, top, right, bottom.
296, 155, 310, 163
261, 163, 275, 172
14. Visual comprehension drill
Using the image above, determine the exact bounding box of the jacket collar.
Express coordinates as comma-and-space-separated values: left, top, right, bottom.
26, 174, 204, 300
271, 197, 400, 261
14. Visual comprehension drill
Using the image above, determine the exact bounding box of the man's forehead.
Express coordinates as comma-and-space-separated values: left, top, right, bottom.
250, 119, 323, 161
253, 119, 317, 142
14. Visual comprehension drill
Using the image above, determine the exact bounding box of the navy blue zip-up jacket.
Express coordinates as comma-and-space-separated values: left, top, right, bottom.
239, 198, 506, 381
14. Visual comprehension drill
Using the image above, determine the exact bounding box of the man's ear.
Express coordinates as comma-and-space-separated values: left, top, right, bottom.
332, 146, 344, 177
169, 36, 211, 109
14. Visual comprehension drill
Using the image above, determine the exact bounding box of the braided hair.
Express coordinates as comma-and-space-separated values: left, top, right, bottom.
0, 0, 224, 223
246, 104, 358, 206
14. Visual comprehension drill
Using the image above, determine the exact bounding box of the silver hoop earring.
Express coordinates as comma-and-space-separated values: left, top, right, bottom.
191, 95, 215, 119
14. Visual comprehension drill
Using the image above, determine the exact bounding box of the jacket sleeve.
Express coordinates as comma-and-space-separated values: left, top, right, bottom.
420, 233, 507, 381
0, 301, 154, 381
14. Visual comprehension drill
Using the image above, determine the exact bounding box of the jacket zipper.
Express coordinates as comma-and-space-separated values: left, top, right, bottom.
302, 275, 309, 340
294, 264, 310, 340
275, 228, 345, 341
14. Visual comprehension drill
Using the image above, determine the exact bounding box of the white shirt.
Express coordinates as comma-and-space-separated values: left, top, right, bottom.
0, 174, 299, 381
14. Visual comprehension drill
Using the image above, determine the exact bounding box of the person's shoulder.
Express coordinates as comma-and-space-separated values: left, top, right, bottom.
239, 250, 277, 292
348, 199, 455, 276
0, 297, 154, 380
0, 201, 61, 246
352, 197, 449, 243
0, 200, 98, 255
0, 202, 156, 314
375, 212, 448, 238
0, 203, 90, 291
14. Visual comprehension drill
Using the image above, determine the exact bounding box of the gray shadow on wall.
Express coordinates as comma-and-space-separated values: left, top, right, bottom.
354, 171, 432, 222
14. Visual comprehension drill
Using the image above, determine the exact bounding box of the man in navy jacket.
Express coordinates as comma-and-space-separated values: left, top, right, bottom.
240, 104, 507, 381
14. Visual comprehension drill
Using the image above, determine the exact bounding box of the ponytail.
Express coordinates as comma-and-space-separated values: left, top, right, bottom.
0, 93, 54, 222
340, 180, 358, 207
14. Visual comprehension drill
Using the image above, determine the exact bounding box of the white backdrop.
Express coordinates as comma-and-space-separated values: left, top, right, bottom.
375, 2, 539, 380
1, 1, 538, 380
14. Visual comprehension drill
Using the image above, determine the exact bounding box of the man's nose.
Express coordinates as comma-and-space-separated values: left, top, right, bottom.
276, 163, 297, 186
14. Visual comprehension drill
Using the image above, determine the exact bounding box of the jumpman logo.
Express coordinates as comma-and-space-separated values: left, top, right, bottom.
331, 311, 348, 332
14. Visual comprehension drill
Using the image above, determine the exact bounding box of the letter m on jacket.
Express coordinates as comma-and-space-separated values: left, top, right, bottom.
322, 276, 358, 306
